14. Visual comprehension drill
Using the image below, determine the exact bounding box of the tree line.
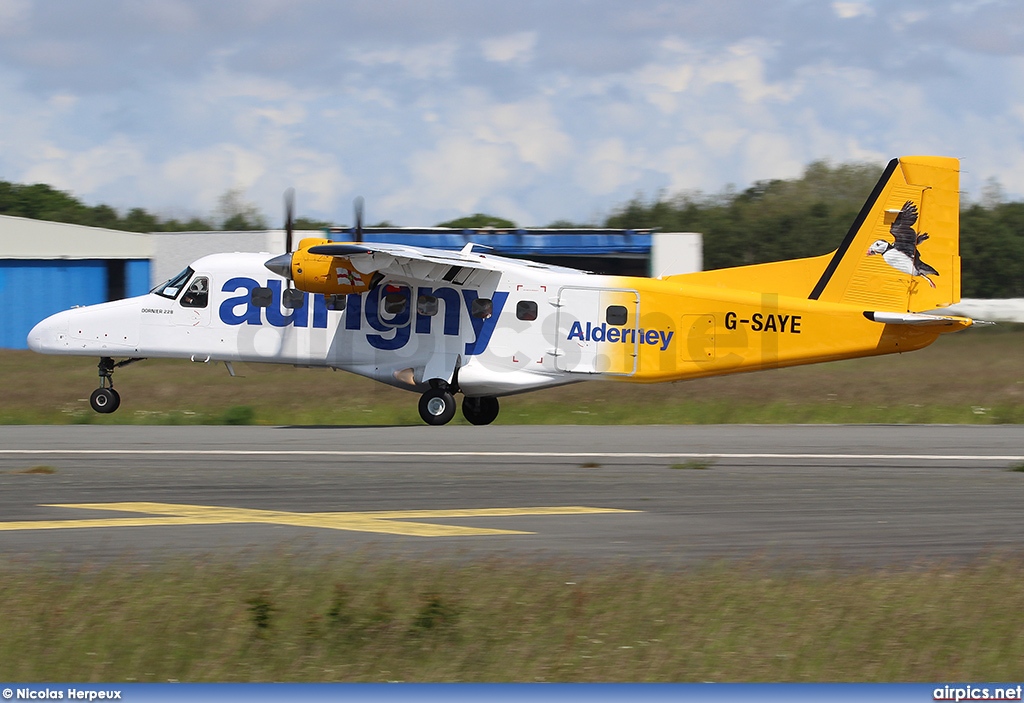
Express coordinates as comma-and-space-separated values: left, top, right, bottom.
0, 182, 327, 232
2, 163, 1022, 298
605, 162, 1024, 299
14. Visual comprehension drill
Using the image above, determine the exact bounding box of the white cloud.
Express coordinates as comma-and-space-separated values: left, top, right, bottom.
124, 0, 199, 31
0, 0, 29, 37
382, 135, 515, 217
0, 1, 1022, 228
481, 31, 537, 65
162, 144, 265, 206
574, 138, 645, 196
47, 93, 78, 111
696, 42, 797, 104
22, 136, 147, 195
352, 41, 459, 81
832, 2, 875, 20
469, 98, 572, 171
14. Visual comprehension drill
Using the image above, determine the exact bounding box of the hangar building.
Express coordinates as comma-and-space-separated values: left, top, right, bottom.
0, 215, 152, 349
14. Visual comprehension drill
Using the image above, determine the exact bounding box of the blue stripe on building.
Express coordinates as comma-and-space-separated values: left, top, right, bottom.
334, 228, 654, 256
0, 259, 150, 349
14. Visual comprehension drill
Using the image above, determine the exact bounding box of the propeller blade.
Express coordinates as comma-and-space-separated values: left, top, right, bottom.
284, 187, 295, 253
354, 195, 364, 243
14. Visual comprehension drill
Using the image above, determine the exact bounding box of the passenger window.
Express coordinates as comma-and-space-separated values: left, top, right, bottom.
516, 300, 538, 321
606, 305, 628, 326
377, 285, 411, 327
417, 294, 438, 317
180, 276, 209, 308
471, 298, 493, 319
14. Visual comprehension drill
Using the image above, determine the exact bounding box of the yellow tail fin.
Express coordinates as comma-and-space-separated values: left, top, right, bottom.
809, 155, 960, 312
668, 156, 961, 312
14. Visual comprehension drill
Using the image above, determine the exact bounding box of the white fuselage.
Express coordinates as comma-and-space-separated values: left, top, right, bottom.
27, 252, 608, 397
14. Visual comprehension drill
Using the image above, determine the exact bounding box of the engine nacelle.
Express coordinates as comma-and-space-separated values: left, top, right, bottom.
286, 237, 375, 296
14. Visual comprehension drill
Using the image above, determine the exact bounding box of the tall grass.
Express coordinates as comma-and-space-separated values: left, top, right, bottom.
2, 556, 1024, 682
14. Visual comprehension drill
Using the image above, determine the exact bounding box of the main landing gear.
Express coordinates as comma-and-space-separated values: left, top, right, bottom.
461, 395, 500, 426
89, 357, 144, 414
416, 381, 499, 426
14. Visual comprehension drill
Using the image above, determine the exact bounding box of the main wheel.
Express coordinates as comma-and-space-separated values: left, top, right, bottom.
418, 388, 456, 425
90, 387, 121, 414
462, 396, 499, 425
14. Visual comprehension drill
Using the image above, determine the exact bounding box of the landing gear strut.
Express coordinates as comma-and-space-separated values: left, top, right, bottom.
89, 357, 144, 414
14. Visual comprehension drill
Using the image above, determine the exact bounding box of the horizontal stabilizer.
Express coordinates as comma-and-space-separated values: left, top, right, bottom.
863, 311, 975, 327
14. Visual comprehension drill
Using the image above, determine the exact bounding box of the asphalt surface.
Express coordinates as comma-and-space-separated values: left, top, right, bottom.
1, 424, 1022, 567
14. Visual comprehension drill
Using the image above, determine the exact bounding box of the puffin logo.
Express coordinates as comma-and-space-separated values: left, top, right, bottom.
866, 200, 939, 288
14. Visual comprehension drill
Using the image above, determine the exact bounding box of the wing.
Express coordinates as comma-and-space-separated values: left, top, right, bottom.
889, 201, 920, 256
303, 241, 587, 289
306, 242, 502, 288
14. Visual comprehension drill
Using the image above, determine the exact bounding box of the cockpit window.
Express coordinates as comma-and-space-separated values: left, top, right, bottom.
180, 276, 209, 308
152, 267, 194, 300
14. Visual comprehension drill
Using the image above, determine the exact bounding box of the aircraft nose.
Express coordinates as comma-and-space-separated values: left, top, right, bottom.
265, 253, 293, 279
27, 310, 70, 353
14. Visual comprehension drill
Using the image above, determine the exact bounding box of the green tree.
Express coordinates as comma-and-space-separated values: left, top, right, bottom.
961, 202, 1024, 298
122, 207, 159, 233
86, 204, 121, 229
546, 219, 595, 228
605, 161, 881, 270
294, 217, 331, 229
216, 189, 267, 231
436, 213, 516, 229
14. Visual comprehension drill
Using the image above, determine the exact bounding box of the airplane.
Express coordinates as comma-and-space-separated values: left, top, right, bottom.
27, 155, 978, 426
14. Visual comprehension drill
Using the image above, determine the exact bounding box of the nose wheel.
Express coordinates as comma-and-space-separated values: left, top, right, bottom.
89, 387, 121, 414
89, 356, 144, 414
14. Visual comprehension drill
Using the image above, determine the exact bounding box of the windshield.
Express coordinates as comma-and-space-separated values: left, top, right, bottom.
151, 267, 194, 300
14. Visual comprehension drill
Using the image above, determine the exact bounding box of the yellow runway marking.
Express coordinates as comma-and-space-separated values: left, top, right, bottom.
0, 502, 638, 537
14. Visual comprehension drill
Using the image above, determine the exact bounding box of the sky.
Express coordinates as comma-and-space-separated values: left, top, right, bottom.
1, 0, 1023, 228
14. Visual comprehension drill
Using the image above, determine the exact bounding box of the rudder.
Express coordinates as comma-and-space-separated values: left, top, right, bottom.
809, 156, 960, 312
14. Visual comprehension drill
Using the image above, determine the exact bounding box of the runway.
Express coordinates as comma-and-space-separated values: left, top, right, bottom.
1, 424, 1022, 567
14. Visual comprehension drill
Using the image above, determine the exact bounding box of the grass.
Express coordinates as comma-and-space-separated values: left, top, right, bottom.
1, 555, 1023, 682
2, 327, 1021, 682
2, 324, 1022, 426
670, 459, 714, 470
12, 465, 57, 474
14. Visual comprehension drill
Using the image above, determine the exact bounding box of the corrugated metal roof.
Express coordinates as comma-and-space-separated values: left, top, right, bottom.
0, 215, 154, 259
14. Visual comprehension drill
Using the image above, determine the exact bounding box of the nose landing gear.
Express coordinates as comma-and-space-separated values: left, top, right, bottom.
89, 357, 144, 414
